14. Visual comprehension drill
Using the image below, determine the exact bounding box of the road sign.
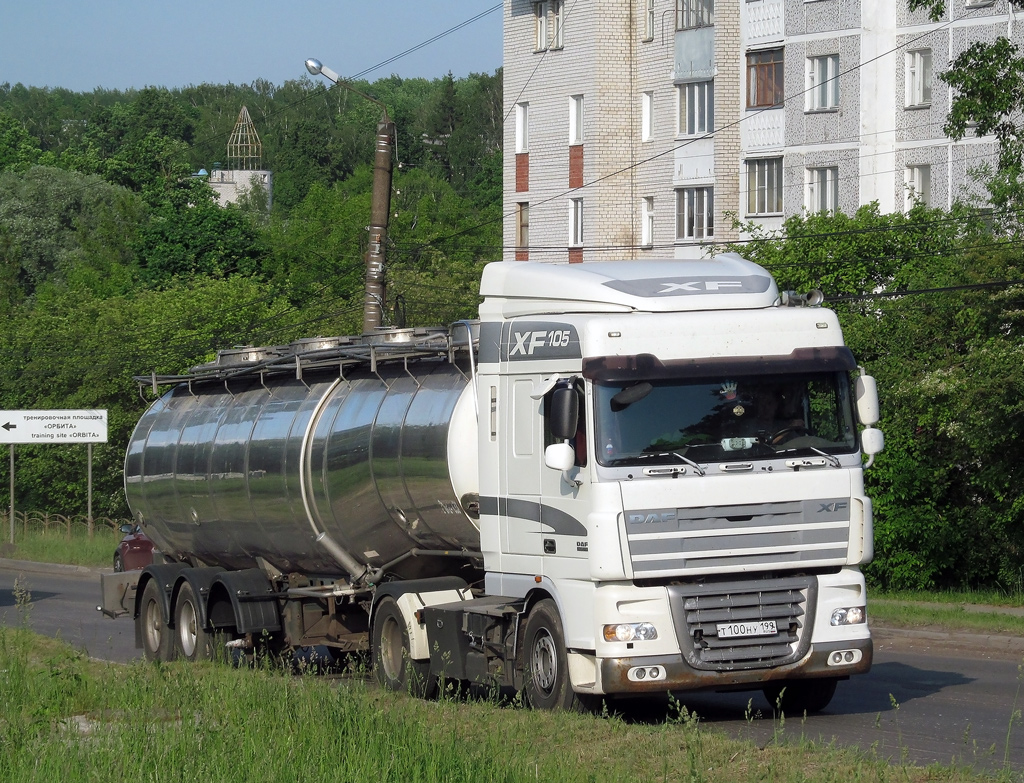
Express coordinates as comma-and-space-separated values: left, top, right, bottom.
0, 410, 108, 445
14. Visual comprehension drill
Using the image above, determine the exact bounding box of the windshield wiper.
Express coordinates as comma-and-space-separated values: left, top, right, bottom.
809, 447, 841, 467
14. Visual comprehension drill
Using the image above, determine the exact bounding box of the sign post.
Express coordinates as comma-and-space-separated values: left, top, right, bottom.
0, 410, 109, 544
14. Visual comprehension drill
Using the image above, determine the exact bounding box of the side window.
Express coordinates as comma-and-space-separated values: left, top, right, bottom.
544, 380, 588, 467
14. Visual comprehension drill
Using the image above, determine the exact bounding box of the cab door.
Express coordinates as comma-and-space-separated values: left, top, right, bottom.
537, 379, 590, 577
498, 374, 543, 572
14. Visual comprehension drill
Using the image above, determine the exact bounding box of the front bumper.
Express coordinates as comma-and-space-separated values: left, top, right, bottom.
596, 636, 872, 695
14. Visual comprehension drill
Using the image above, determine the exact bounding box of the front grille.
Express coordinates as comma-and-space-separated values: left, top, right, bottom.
625, 499, 851, 578
667, 575, 816, 671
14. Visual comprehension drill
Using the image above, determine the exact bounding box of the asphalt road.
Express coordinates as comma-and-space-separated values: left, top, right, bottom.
1, 561, 1022, 773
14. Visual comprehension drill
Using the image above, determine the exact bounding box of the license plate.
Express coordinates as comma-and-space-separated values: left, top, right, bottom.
716, 620, 777, 639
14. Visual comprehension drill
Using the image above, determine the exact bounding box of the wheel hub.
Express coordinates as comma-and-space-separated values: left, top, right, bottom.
531, 629, 558, 694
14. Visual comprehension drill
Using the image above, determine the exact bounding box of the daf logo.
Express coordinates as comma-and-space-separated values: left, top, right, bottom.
818, 501, 848, 513
658, 280, 744, 294
628, 511, 676, 524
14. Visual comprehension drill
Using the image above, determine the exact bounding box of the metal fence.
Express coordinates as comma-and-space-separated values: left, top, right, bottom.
1, 510, 130, 540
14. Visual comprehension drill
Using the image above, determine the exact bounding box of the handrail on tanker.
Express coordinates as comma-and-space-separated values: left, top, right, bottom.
134, 324, 481, 393
451, 320, 479, 420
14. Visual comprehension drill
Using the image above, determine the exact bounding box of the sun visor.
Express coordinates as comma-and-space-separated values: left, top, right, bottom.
583, 346, 856, 383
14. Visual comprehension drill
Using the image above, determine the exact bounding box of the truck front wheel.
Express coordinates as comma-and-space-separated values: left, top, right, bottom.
372, 598, 435, 698
520, 599, 598, 712
139, 579, 175, 662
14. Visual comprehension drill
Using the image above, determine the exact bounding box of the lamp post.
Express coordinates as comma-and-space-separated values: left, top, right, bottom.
305, 58, 394, 333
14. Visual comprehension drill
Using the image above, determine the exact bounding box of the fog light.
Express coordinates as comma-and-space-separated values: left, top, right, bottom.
627, 665, 666, 682
826, 648, 863, 666
603, 622, 659, 642
830, 606, 866, 626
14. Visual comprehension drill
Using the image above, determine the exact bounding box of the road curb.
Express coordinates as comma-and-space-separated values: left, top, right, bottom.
0, 557, 102, 577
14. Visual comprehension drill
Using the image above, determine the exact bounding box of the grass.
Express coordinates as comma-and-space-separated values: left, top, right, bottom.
0, 619, 1019, 783
870, 589, 1024, 636
873, 589, 1024, 609
1, 522, 121, 568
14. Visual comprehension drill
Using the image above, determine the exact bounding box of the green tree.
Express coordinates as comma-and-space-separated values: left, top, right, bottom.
0, 165, 144, 300
0, 113, 45, 172
132, 177, 266, 285
66, 87, 197, 203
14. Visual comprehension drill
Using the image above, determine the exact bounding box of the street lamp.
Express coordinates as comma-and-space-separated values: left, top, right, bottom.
305, 58, 394, 333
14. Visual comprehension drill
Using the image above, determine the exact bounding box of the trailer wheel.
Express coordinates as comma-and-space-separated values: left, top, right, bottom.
520, 599, 598, 712
372, 598, 435, 698
763, 677, 838, 714
139, 579, 175, 662
174, 582, 213, 662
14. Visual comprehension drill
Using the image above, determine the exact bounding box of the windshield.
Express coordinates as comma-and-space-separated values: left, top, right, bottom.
594, 372, 857, 467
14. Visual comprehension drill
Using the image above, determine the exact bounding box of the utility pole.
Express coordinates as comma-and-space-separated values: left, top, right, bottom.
305, 59, 394, 332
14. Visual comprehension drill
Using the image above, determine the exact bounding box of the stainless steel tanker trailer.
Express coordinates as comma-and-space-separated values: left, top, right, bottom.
101, 255, 884, 712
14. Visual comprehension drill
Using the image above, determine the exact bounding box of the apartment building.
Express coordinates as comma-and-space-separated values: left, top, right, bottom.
503, 0, 1016, 263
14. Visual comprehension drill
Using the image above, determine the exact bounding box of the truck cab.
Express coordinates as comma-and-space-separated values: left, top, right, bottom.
468, 254, 881, 711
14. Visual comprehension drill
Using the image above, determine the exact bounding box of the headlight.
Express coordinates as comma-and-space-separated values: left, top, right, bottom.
603, 622, 659, 642
830, 606, 866, 626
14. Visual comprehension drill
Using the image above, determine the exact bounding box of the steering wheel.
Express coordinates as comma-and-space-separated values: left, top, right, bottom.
769, 426, 806, 445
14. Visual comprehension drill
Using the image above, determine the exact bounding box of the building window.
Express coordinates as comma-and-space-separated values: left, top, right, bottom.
806, 55, 839, 111
679, 80, 714, 135
570, 198, 584, 246
747, 49, 785, 108
906, 49, 932, 107
569, 95, 584, 144
905, 165, 931, 208
676, 0, 714, 30
644, 0, 656, 40
516, 202, 530, 250
535, 2, 549, 51
642, 197, 655, 246
676, 187, 714, 240
516, 103, 529, 153
551, 0, 564, 48
806, 167, 838, 213
642, 91, 654, 141
746, 158, 783, 215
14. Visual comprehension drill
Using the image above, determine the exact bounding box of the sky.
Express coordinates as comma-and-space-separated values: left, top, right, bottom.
0, 1, 503, 93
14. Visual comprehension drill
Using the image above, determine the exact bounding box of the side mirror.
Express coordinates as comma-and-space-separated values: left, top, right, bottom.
120, 524, 134, 535
861, 427, 884, 456
549, 386, 579, 441
861, 426, 884, 469
855, 375, 880, 426
544, 442, 575, 472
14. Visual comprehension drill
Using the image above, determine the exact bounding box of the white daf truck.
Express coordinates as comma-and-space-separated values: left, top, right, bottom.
102, 254, 882, 713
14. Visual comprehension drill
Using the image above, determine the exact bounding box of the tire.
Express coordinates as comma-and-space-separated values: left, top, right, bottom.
763, 677, 838, 714
372, 598, 435, 698
519, 599, 598, 712
139, 579, 175, 662
113, 553, 124, 572
174, 582, 214, 662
